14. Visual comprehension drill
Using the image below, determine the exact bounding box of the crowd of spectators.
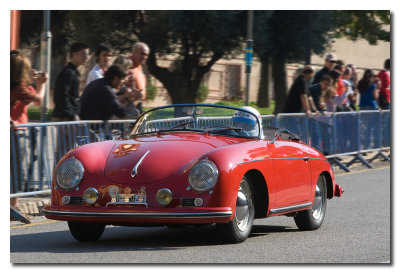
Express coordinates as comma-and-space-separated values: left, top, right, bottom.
52, 41, 149, 122
9, 41, 149, 214
282, 53, 390, 115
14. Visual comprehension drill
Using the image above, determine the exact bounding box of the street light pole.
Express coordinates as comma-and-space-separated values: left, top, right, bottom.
40, 10, 52, 122
39, 11, 52, 194
245, 10, 254, 106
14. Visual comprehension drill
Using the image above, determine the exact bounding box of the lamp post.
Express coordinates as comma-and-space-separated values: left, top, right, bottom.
40, 10, 52, 122
245, 10, 254, 106
39, 10, 52, 196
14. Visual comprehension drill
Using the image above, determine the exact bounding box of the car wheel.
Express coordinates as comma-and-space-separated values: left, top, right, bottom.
67, 221, 105, 242
294, 175, 327, 231
217, 176, 254, 243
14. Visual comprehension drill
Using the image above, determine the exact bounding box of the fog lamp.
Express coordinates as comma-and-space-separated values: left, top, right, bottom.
83, 188, 99, 205
156, 188, 173, 206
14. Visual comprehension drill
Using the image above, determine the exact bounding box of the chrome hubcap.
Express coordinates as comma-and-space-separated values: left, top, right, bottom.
312, 182, 324, 220
235, 186, 250, 231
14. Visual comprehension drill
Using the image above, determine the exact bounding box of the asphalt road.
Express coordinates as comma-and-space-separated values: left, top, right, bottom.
10, 167, 391, 264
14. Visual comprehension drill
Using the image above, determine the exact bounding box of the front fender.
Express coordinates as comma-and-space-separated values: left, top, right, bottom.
204, 140, 275, 211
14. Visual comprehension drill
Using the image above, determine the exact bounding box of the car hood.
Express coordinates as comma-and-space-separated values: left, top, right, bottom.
104, 132, 249, 184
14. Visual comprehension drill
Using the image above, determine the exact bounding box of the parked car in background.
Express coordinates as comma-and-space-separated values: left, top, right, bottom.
43, 104, 343, 243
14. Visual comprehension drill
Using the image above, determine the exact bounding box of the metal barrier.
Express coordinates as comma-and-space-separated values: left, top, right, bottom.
10, 111, 390, 197
10, 120, 136, 198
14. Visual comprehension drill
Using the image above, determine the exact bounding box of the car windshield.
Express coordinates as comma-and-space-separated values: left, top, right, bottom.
129, 104, 261, 139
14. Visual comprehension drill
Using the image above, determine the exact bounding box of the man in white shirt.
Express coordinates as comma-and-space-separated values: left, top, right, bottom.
86, 43, 113, 86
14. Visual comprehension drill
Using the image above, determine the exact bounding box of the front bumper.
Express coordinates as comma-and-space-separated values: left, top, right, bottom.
43, 205, 233, 224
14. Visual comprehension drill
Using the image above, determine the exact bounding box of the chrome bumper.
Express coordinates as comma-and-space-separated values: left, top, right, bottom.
42, 209, 232, 219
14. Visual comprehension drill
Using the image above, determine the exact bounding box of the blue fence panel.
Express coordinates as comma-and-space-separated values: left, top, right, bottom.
335, 112, 359, 154
359, 111, 382, 151
382, 110, 391, 148
261, 115, 276, 128
276, 114, 308, 143
308, 114, 334, 154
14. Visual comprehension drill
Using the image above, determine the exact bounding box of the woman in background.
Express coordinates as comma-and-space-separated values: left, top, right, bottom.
10, 50, 48, 213
357, 69, 378, 110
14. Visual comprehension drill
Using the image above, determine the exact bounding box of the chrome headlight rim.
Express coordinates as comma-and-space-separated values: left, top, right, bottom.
55, 157, 85, 191
188, 159, 219, 193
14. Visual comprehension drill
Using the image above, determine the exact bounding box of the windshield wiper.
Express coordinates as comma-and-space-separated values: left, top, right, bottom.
157, 121, 195, 133
205, 126, 244, 134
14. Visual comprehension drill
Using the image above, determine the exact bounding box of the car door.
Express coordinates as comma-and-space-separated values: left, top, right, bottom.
268, 140, 312, 209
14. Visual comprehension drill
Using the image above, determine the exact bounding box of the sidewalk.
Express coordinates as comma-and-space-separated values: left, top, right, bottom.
16, 195, 51, 216
13, 150, 390, 218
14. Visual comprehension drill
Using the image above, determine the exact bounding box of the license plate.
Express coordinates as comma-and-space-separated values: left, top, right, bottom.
107, 186, 147, 207
114, 193, 146, 204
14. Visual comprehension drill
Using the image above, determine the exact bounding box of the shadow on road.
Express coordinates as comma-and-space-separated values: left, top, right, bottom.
250, 225, 298, 238
11, 222, 299, 254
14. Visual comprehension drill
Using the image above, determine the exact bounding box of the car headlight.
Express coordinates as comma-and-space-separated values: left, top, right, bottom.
56, 157, 84, 190
188, 160, 219, 193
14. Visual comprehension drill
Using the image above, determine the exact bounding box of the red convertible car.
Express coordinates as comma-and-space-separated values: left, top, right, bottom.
43, 104, 343, 243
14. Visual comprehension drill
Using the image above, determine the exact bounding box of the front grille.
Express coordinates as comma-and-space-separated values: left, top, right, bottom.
181, 198, 195, 207
69, 196, 83, 205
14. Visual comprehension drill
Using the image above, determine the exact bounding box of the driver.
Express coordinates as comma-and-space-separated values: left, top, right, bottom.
232, 106, 263, 137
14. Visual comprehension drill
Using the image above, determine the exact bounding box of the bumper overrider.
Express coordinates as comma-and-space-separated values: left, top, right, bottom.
42, 205, 233, 224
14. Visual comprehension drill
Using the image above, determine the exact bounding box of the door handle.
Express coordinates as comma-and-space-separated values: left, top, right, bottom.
303, 156, 310, 161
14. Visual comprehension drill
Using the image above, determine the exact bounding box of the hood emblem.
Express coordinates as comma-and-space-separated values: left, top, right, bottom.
131, 150, 150, 178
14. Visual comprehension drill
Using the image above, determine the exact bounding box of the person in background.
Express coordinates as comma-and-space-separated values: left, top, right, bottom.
129, 42, 150, 114
312, 53, 337, 85
346, 64, 359, 110
112, 56, 142, 117
347, 64, 358, 86
80, 65, 143, 121
357, 69, 379, 110
10, 51, 48, 212
86, 43, 113, 86
342, 67, 357, 111
282, 65, 315, 115
309, 74, 333, 113
323, 69, 341, 112
334, 62, 346, 98
53, 42, 89, 121
52, 42, 89, 161
376, 58, 390, 109
113, 55, 133, 73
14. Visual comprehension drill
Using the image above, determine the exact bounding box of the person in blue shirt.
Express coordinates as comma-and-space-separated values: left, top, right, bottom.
357, 69, 378, 110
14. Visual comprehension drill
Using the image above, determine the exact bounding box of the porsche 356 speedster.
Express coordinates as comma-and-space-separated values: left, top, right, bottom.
43, 104, 343, 243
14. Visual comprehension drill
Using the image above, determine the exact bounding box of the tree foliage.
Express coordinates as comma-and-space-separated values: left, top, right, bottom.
333, 10, 390, 45
252, 10, 390, 112
138, 11, 247, 103
17, 10, 390, 108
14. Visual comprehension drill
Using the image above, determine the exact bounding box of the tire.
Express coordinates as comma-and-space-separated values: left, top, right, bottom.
294, 175, 327, 231
67, 221, 105, 242
217, 176, 254, 243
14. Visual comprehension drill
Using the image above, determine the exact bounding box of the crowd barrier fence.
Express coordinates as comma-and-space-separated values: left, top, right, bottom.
10, 110, 390, 198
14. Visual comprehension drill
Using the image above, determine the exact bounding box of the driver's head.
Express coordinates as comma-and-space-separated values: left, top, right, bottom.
232, 106, 262, 137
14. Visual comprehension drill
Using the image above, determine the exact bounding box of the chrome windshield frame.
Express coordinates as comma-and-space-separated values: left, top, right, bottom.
129, 104, 262, 139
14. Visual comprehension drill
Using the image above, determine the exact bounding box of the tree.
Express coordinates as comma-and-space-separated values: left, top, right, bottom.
20, 10, 74, 58
67, 10, 247, 104
253, 10, 390, 113
254, 11, 334, 112
138, 11, 246, 104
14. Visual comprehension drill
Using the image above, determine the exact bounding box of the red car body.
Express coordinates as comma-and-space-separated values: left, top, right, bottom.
43, 104, 342, 243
